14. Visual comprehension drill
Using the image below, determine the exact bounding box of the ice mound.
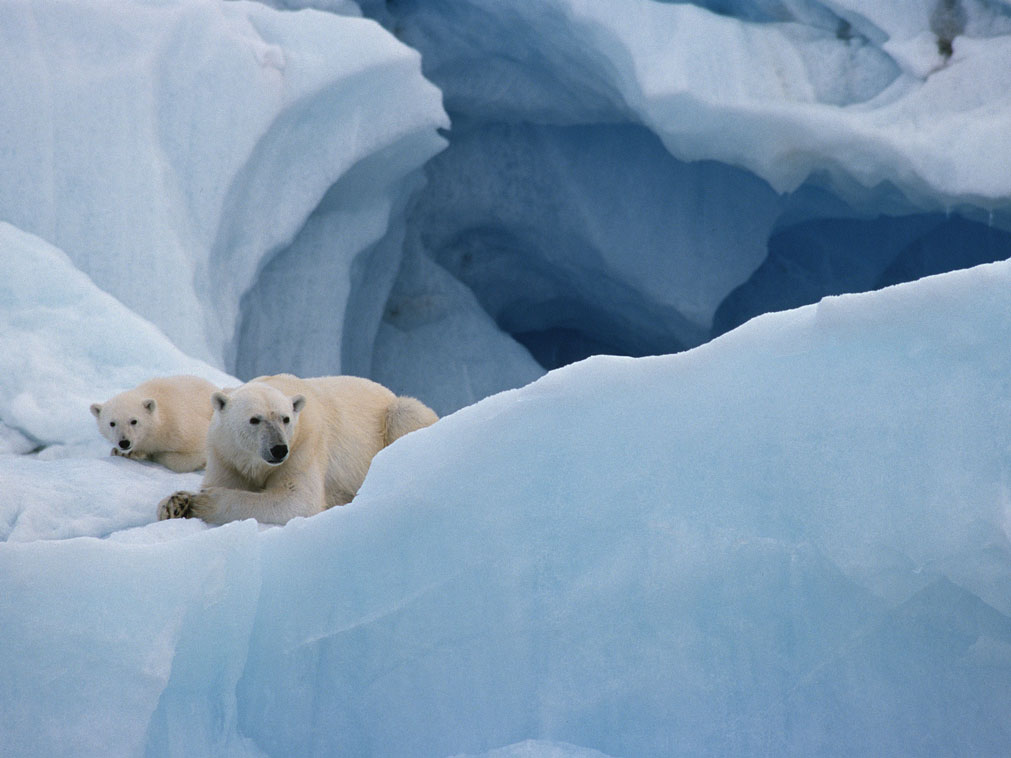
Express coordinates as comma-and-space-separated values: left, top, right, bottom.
3, 260, 1009, 756
0, 222, 233, 453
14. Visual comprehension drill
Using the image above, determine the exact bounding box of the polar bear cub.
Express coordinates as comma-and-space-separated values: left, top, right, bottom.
91, 375, 219, 473
157, 373, 438, 525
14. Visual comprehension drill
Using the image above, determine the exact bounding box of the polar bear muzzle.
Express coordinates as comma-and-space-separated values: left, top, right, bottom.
259, 422, 290, 465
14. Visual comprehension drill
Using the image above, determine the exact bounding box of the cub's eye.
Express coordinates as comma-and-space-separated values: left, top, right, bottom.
282, 416, 290, 425
249, 417, 260, 425
130, 419, 138, 426
109, 421, 116, 428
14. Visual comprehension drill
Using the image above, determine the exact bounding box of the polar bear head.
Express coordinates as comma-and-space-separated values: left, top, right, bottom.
90, 393, 158, 454
209, 383, 306, 469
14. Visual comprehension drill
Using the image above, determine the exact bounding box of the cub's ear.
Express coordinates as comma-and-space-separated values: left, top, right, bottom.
143, 399, 157, 413
89, 403, 102, 418
291, 395, 306, 414
212, 392, 229, 412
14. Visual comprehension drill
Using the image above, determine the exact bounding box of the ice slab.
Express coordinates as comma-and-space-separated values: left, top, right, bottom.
2, 260, 1009, 756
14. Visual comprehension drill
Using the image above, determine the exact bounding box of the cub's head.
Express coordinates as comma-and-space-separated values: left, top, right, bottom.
209, 383, 305, 469
90, 394, 157, 454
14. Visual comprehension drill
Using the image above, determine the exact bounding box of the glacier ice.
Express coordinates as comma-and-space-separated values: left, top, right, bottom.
2, 0, 1011, 755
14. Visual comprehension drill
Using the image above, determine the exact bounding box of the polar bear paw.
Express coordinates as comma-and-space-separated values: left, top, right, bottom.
158, 490, 197, 520
111, 447, 137, 459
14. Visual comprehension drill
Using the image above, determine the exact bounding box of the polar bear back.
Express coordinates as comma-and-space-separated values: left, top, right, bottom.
135, 376, 217, 451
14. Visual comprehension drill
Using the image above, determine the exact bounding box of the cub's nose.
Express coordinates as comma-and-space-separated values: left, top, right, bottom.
118, 440, 131, 450
270, 444, 288, 461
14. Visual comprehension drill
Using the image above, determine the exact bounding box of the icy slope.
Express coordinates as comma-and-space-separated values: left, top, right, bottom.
0, 222, 233, 456
2, 260, 1009, 757
0, 0, 447, 369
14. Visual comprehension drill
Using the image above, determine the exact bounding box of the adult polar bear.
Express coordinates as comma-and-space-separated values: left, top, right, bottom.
158, 374, 438, 525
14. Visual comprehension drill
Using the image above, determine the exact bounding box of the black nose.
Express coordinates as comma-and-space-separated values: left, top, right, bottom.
118, 440, 131, 450
270, 444, 288, 460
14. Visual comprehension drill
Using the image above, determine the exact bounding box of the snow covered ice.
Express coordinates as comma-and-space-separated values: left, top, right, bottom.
2, 0, 1011, 756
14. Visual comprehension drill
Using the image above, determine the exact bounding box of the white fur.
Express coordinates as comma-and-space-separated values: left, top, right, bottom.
90, 375, 218, 472
157, 373, 438, 525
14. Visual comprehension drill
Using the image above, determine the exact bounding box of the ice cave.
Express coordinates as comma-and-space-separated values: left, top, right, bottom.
1, 1, 1010, 756
235, 0, 1011, 415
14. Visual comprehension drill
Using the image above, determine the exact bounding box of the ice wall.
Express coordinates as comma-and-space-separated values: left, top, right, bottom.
7, 0, 1011, 415
0, 0, 447, 371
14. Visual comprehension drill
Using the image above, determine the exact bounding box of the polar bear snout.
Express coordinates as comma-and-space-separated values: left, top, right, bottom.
267, 443, 288, 464
258, 423, 290, 465
118, 439, 132, 450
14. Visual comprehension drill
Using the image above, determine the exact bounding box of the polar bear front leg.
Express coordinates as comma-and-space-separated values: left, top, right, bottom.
192, 485, 325, 525
159, 481, 325, 525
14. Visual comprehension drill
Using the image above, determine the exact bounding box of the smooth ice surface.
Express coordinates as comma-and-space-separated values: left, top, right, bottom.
451, 741, 618, 758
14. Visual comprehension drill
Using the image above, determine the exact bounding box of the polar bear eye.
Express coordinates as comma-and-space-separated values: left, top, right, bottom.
282, 416, 290, 425
130, 419, 138, 426
249, 417, 260, 425
109, 421, 116, 428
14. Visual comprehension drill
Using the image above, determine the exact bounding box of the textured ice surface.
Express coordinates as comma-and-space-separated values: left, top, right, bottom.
356, 0, 1011, 393
376, 0, 1011, 202
0, 0, 447, 369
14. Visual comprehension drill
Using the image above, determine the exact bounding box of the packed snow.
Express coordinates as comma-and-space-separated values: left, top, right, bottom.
2, 0, 1010, 756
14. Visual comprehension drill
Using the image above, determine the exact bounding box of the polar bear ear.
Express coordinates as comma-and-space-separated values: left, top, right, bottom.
143, 399, 156, 413
291, 395, 306, 414
89, 403, 102, 418
211, 392, 229, 412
